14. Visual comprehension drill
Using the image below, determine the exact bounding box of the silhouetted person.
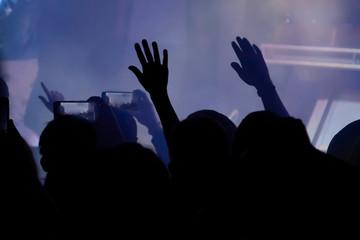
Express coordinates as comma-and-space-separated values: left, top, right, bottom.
129, 39, 235, 239
88, 142, 170, 240
231, 110, 360, 239
327, 119, 360, 168
167, 115, 232, 240
1, 119, 61, 239
39, 115, 98, 239
38, 82, 170, 166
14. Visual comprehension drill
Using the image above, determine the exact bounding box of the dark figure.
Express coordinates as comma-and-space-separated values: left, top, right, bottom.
1, 119, 61, 239
230, 110, 360, 239
129, 39, 234, 239
88, 142, 171, 240
39, 115, 98, 239
327, 119, 360, 168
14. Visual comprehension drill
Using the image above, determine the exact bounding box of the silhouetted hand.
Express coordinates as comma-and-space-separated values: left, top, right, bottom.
231, 36, 273, 90
38, 82, 65, 113
131, 89, 159, 128
231, 36, 290, 117
129, 39, 168, 95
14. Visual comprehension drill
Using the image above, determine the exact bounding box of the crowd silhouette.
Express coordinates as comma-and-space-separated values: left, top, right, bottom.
1, 34, 360, 239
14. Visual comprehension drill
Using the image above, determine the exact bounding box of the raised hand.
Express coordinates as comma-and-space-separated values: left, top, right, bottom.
231, 36, 290, 117
129, 39, 178, 143
231, 36, 273, 90
128, 39, 168, 95
38, 82, 65, 113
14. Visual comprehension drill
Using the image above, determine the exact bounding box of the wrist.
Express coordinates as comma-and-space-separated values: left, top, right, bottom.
150, 90, 168, 99
256, 84, 276, 97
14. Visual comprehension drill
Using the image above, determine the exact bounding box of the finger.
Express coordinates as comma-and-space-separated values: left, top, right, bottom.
163, 49, 168, 67
238, 37, 254, 55
38, 96, 51, 111
50, 91, 63, 101
152, 41, 160, 63
142, 39, 154, 63
128, 66, 143, 80
40, 82, 51, 99
134, 43, 147, 66
53, 92, 65, 101
231, 41, 244, 62
253, 44, 264, 58
231, 62, 245, 80
58, 94, 65, 101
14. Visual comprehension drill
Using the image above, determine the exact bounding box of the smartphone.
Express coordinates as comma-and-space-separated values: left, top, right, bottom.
0, 97, 9, 132
53, 101, 99, 121
101, 91, 138, 111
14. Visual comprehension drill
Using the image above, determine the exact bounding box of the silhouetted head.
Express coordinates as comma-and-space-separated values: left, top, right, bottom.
91, 142, 170, 239
188, 109, 236, 152
39, 115, 97, 173
110, 107, 137, 143
99, 142, 169, 190
232, 110, 311, 166
327, 119, 360, 167
168, 115, 229, 182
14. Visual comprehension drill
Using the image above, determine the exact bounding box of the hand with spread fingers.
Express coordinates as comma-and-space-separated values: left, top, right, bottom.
231, 36, 289, 117
129, 39, 178, 143
38, 82, 65, 113
231, 36, 274, 90
129, 39, 169, 95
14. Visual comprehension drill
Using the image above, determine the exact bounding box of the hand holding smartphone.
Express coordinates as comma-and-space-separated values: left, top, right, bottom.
53, 101, 99, 121
101, 91, 138, 111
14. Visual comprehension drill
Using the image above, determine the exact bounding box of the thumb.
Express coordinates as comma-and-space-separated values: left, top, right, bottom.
231, 62, 245, 80
128, 66, 143, 80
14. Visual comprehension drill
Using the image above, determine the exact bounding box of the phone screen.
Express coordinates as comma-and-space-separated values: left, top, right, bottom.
53, 101, 98, 121
101, 91, 138, 111
0, 97, 9, 132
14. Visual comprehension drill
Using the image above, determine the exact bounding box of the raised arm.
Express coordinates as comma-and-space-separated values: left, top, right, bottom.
231, 36, 290, 117
129, 39, 179, 142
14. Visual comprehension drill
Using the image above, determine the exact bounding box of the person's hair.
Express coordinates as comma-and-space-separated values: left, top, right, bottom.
327, 119, 360, 167
39, 115, 97, 172
168, 115, 229, 179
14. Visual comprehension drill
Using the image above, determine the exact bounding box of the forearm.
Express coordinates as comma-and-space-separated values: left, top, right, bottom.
257, 83, 290, 118
150, 92, 179, 143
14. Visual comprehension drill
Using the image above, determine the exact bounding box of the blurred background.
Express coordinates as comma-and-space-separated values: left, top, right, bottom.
2, 0, 360, 155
